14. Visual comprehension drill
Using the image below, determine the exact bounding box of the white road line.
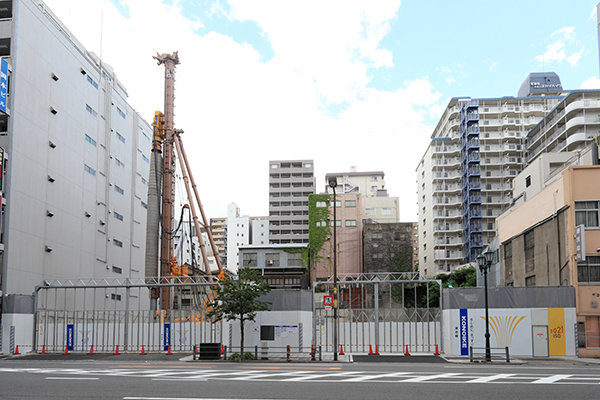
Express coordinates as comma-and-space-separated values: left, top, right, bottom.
532, 374, 572, 384
467, 373, 515, 383
343, 372, 411, 382
401, 373, 460, 382
282, 371, 359, 381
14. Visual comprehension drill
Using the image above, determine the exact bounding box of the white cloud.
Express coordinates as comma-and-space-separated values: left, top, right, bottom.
446, 76, 456, 84
43, 0, 438, 221
535, 26, 583, 67
490, 62, 497, 72
580, 76, 600, 89
589, 4, 597, 21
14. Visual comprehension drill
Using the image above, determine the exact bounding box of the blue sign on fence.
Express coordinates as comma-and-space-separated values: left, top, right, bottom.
164, 323, 170, 351
0, 58, 7, 114
459, 309, 469, 356
67, 324, 74, 351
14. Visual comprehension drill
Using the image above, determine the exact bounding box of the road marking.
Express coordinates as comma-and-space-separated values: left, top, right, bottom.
282, 371, 358, 381
467, 373, 515, 383
343, 372, 411, 382
401, 373, 460, 382
532, 374, 572, 384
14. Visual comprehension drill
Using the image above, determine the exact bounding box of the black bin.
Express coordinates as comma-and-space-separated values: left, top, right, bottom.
199, 343, 221, 360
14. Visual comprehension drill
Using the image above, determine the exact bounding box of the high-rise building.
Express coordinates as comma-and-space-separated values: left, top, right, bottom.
268, 160, 315, 244
0, 0, 152, 348
226, 203, 251, 273
209, 217, 227, 267
416, 73, 566, 276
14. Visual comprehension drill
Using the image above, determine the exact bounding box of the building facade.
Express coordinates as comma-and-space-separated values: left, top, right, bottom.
238, 244, 309, 290
268, 160, 315, 244
209, 217, 227, 267
226, 203, 251, 273
1, 0, 152, 352
417, 73, 566, 277
363, 222, 414, 273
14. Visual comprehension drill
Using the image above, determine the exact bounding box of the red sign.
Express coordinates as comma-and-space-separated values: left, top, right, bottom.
323, 295, 333, 310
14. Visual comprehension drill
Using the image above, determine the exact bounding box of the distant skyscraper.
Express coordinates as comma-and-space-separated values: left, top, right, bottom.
268, 160, 315, 244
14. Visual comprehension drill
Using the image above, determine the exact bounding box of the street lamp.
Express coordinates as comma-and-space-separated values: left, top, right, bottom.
476, 248, 494, 362
328, 176, 338, 361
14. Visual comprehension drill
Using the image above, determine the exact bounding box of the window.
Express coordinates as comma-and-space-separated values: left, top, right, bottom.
316, 201, 327, 207
371, 231, 383, 239
315, 221, 327, 227
524, 230, 534, 272
113, 239, 123, 248
111, 294, 122, 301
141, 201, 147, 209
382, 208, 393, 216
525, 175, 531, 187
265, 253, 280, 267
142, 154, 149, 164
114, 185, 124, 195
584, 317, 600, 348
575, 201, 599, 228
84, 164, 96, 176
578, 255, 600, 283
114, 212, 123, 221
371, 186, 378, 191
116, 107, 126, 119
115, 159, 124, 168
373, 253, 383, 259
270, 164, 278, 169
303, 163, 312, 168
112, 266, 122, 274
86, 75, 98, 89
487, 223, 493, 230
330, 220, 342, 227
288, 252, 302, 266
365, 208, 375, 216
371, 176, 378, 181
85, 104, 97, 117
142, 132, 151, 143
85, 134, 97, 147
243, 252, 257, 267
525, 276, 536, 286
504, 241, 513, 283
345, 220, 356, 227
345, 200, 356, 207
141, 177, 148, 185
116, 132, 125, 143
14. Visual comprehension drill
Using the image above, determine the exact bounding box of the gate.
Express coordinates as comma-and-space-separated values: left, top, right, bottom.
34, 277, 221, 353
313, 272, 442, 354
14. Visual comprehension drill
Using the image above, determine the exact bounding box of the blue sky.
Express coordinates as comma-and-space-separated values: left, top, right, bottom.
45, 0, 600, 221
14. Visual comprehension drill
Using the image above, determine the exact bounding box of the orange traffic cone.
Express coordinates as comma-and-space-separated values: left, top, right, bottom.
114, 345, 119, 355
339, 345, 344, 356
141, 345, 146, 355
434, 345, 440, 356
405, 345, 410, 356
375, 345, 380, 355
89, 345, 94, 355
64, 345, 69, 355
167, 345, 171, 355
41, 345, 46, 354
368, 345, 373, 355
14, 345, 20, 355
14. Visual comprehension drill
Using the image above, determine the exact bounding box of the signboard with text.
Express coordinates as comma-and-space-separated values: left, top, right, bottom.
0, 58, 7, 113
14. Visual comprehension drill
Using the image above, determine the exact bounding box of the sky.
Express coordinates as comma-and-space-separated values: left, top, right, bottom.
42, 0, 600, 222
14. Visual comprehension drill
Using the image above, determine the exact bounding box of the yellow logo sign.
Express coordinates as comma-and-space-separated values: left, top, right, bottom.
481, 315, 526, 348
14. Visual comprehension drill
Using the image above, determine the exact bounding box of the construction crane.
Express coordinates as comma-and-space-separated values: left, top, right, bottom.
145, 52, 224, 311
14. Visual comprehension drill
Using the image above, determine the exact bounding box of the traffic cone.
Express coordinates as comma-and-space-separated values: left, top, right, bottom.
368, 345, 373, 355
339, 345, 344, 356
41, 345, 46, 355
14, 345, 20, 355
114, 345, 119, 355
221, 344, 224, 355
405, 345, 410, 356
141, 345, 146, 355
89, 345, 94, 355
375, 345, 380, 355
434, 345, 440, 356
64, 345, 69, 355
167, 345, 171, 355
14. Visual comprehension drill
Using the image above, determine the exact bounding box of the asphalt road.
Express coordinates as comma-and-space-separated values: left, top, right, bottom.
1, 357, 599, 400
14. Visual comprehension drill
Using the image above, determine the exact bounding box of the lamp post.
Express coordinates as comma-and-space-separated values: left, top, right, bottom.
328, 176, 338, 361
476, 249, 494, 362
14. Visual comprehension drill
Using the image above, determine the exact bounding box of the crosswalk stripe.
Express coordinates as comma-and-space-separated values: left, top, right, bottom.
532, 374, 572, 384
467, 373, 515, 383
401, 373, 460, 382
343, 372, 411, 382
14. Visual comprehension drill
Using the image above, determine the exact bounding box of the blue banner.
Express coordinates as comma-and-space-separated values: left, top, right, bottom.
459, 309, 469, 356
67, 324, 74, 351
164, 323, 170, 351
0, 58, 7, 113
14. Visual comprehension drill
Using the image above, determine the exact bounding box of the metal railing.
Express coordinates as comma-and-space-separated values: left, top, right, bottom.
469, 346, 510, 363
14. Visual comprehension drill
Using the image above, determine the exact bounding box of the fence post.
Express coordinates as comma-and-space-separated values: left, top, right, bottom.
224, 345, 227, 360
255, 345, 258, 361
505, 346, 509, 363
319, 345, 322, 361
286, 345, 291, 362
469, 346, 473, 363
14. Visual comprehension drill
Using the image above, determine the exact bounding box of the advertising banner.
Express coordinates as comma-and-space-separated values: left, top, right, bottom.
0, 58, 7, 113
548, 308, 566, 356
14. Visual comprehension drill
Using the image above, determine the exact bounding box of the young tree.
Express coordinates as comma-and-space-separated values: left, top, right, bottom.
207, 267, 271, 356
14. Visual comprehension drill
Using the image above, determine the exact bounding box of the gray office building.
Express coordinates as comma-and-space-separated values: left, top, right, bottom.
268, 160, 315, 244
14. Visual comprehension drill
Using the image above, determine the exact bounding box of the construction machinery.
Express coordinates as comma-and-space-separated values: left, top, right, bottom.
145, 52, 224, 312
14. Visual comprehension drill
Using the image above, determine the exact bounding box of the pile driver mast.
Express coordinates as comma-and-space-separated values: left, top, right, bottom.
146, 52, 224, 311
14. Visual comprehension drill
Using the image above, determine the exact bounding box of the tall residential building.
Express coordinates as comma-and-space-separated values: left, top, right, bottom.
417, 72, 566, 276
226, 203, 250, 273
325, 169, 399, 222
268, 160, 315, 244
209, 217, 227, 266
251, 217, 269, 245
1, 0, 152, 348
